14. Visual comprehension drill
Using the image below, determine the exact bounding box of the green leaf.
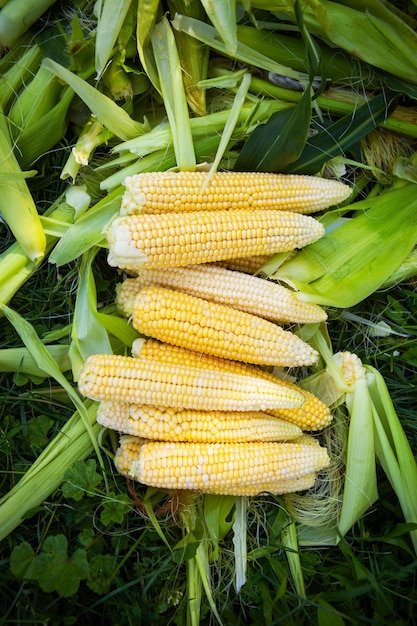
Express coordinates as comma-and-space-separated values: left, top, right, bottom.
27, 414, 53, 448
100, 492, 132, 526
10, 542, 36, 579
87, 554, 115, 594
62, 459, 102, 501
10, 535, 89, 597
287, 92, 398, 174
234, 87, 312, 172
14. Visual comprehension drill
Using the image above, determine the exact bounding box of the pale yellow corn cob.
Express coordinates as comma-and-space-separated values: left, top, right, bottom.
129, 285, 319, 367
120, 171, 351, 215
116, 264, 327, 324
96, 402, 302, 442
77, 353, 305, 411
114, 435, 331, 496
132, 339, 332, 430
106, 209, 325, 270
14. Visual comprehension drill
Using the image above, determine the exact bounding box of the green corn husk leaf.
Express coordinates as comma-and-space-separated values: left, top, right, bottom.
0, 43, 42, 112
238, 91, 397, 174
366, 366, 417, 553
172, 13, 311, 82
49, 187, 123, 266
136, 0, 161, 86
12, 86, 74, 169
200, 0, 237, 57
271, 183, 417, 307
41, 58, 147, 140
281, 519, 306, 598
151, 16, 195, 171
8, 66, 62, 131
0, 344, 71, 375
111, 99, 289, 159
0, 0, 58, 48
236, 24, 376, 87
95, 0, 134, 78
0, 108, 46, 261
206, 72, 252, 179
251, 0, 417, 84
69, 247, 113, 380
232, 496, 247, 593
0, 199, 74, 301
204, 494, 236, 562
338, 360, 378, 537
0, 170, 36, 181
234, 85, 312, 172
381, 246, 417, 288
168, 0, 209, 116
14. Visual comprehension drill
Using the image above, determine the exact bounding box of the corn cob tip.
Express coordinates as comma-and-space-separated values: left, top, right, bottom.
106, 217, 148, 268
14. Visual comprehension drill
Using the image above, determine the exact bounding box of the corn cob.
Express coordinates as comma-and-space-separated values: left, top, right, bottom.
120, 171, 351, 215
114, 435, 330, 496
106, 209, 325, 270
129, 285, 318, 367
132, 339, 332, 430
77, 353, 305, 411
116, 264, 327, 324
97, 402, 303, 442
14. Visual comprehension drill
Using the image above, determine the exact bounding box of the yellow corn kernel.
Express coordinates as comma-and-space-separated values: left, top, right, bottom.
116, 264, 327, 323
215, 255, 271, 274
77, 353, 305, 411
121, 171, 351, 215
106, 209, 325, 270
97, 402, 302, 442
130, 285, 319, 367
132, 339, 332, 431
114, 436, 331, 496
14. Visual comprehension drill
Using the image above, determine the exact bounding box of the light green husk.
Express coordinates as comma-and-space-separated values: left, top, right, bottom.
266, 182, 417, 307
41, 58, 147, 140
286, 328, 417, 554
0, 0, 57, 48
0, 108, 46, 261
95, 0, 134, 78
151, 17, 196, 171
